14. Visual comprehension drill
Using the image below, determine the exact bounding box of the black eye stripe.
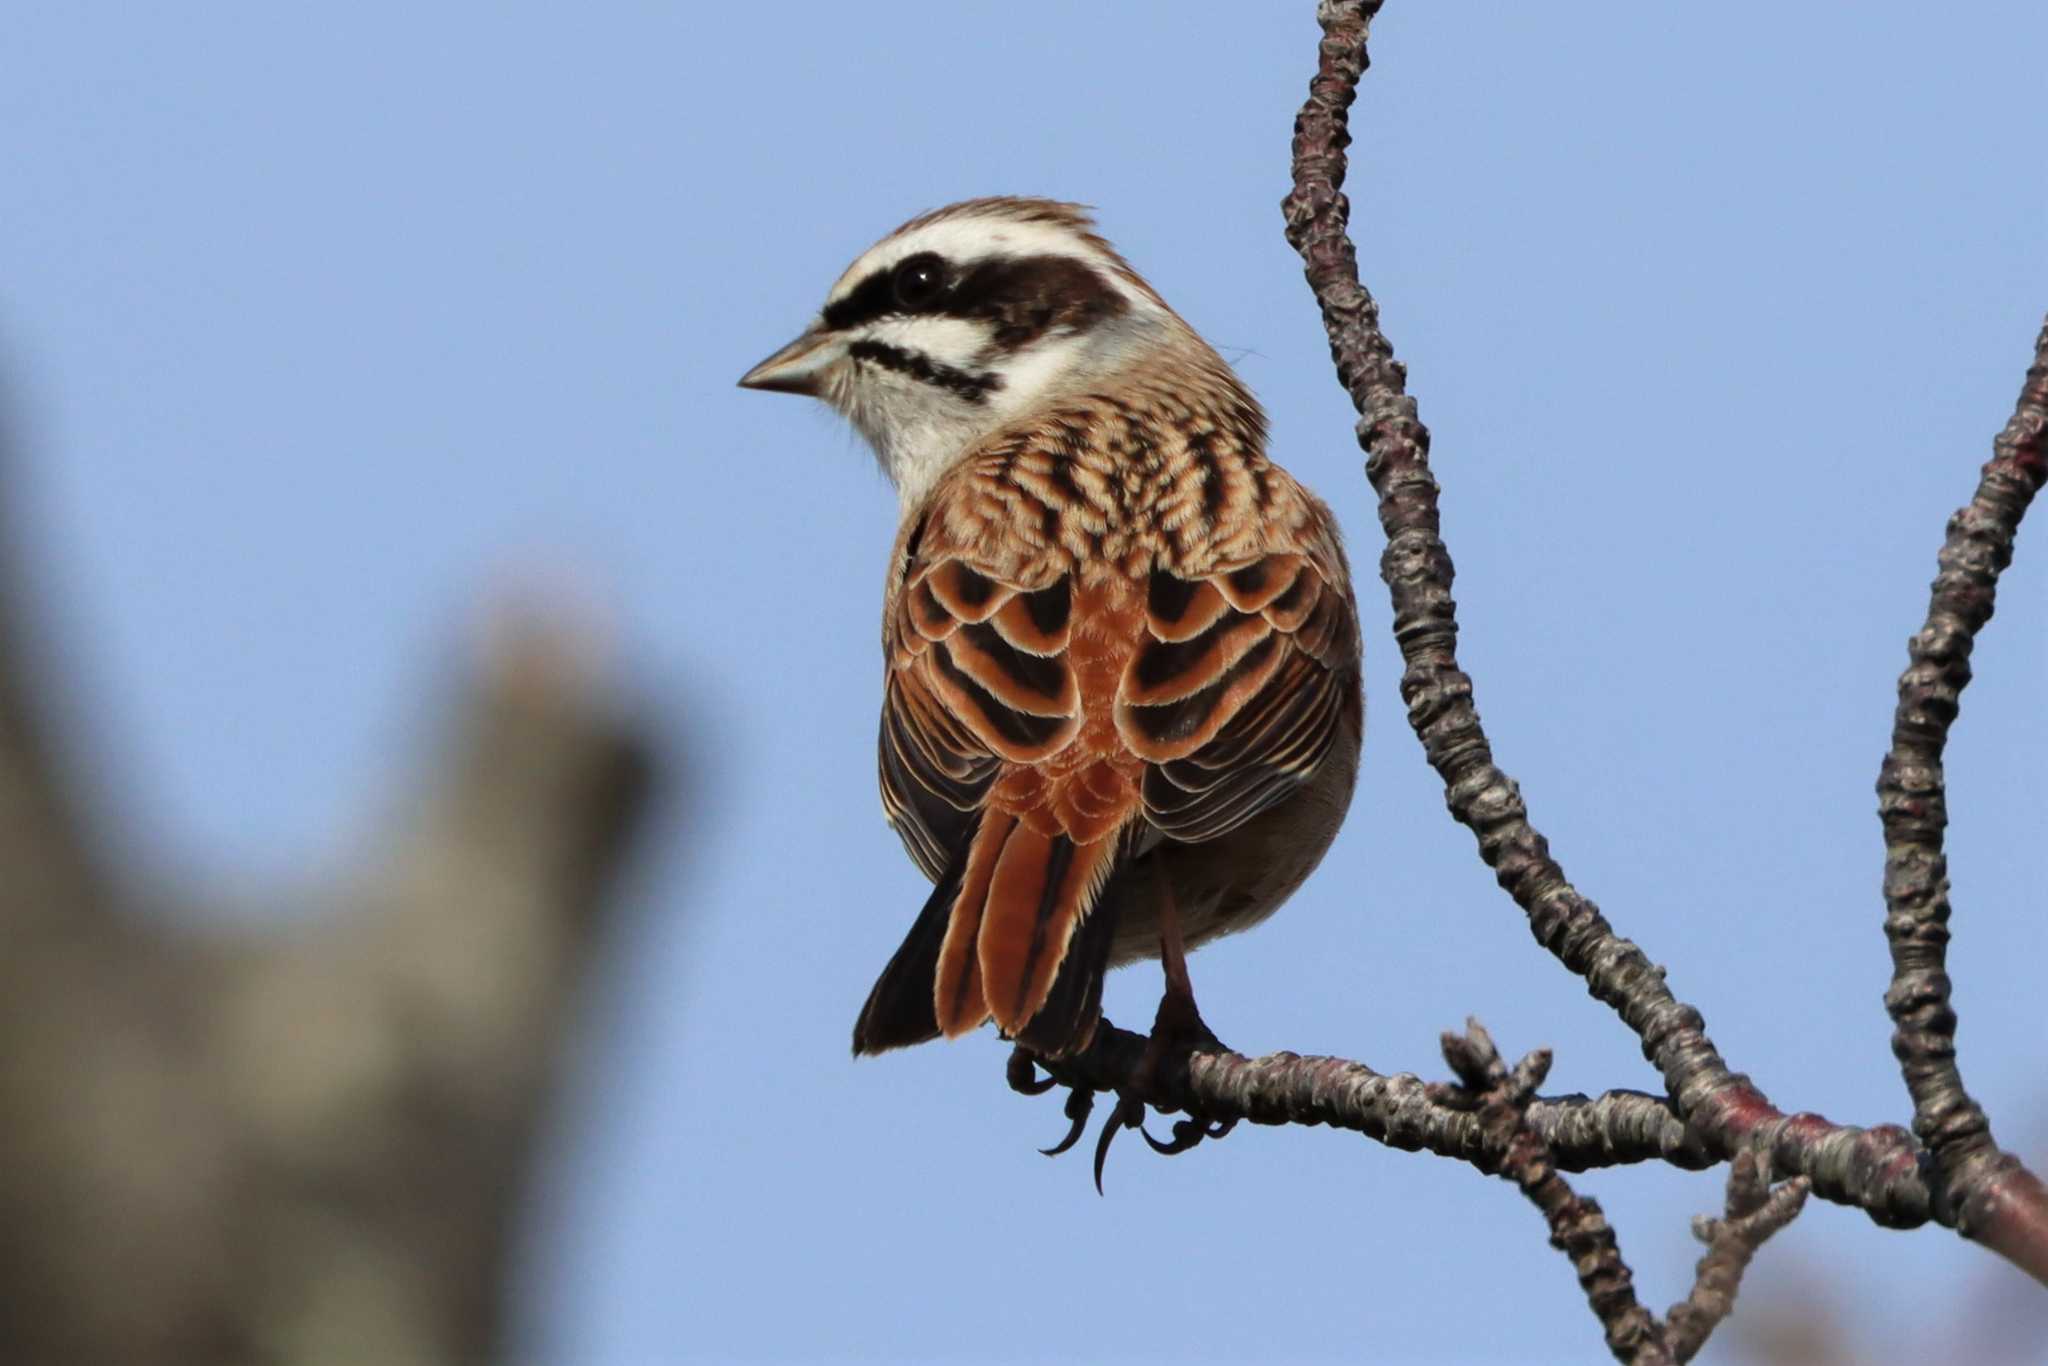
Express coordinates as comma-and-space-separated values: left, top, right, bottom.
847, 340, 1001, 403
822, 265, 902, 332
821, 253, 1128, 346
945, 255, 1128, 349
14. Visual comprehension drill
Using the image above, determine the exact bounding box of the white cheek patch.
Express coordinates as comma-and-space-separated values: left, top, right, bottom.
984, 333, 1089, 416
861, 315, 992, 370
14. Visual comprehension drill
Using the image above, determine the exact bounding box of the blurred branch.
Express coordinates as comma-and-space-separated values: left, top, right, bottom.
0, 396, 659, 1361
0, 390, 114, 931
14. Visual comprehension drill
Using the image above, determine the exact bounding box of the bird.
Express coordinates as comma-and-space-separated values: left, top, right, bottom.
740, 197, 1362, 1066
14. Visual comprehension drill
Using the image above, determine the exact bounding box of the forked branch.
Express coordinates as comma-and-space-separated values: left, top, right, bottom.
1273, 0, 2048, 1283
1433, 1022, 1809, 1365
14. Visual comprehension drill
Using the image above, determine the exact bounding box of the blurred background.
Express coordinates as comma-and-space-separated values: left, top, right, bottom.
2, 2, 2044, 1362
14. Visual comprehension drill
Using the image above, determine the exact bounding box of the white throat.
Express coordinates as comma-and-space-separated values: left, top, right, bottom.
850, 310, 1173, 514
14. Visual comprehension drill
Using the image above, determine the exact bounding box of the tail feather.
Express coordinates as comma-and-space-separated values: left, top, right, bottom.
852, 836, 967, 1055
933, 811, 1016, 1037
854, 810, 1131, 1060
976, 822, 1123, 1043
1013, 859, 1126, 1057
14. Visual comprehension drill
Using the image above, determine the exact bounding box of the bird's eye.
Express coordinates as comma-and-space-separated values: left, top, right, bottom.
891, 253, 947, 310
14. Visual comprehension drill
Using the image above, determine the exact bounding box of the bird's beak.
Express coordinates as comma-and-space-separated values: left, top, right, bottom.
738, 328, 837, 397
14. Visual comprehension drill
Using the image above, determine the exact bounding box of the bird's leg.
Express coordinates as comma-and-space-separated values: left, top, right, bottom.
1150, 873, 1220, 1053
1093, 875, 1238, 1184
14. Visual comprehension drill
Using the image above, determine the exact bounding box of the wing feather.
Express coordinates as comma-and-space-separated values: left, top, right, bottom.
1122, 553, 1357, 843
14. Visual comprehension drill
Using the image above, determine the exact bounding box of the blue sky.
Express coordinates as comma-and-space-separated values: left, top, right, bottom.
3, 3, 2044, 1361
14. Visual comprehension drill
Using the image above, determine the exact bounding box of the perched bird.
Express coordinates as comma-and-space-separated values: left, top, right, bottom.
741, 198, 1362, 1062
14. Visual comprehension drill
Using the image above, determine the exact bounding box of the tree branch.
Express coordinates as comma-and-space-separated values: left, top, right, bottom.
1877, 312, 2048, 1271
1275, 0, 2048, 1281
1017, 1025, 1706, 1173
1016, 1021, 1942, 1229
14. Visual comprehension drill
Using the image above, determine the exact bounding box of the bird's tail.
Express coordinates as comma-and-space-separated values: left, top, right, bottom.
851, 811, 1129, 1058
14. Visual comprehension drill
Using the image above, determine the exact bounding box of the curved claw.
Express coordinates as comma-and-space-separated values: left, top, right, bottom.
1141, 1119, 1203, 1155
1093, 1094, 1145, 1195
1040, 1085, 1095, 1157
1007, 1048, 1059, 1096
1141, 1114, 1239, 1155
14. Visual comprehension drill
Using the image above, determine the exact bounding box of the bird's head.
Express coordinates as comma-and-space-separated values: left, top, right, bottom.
740, 197, 1188, 508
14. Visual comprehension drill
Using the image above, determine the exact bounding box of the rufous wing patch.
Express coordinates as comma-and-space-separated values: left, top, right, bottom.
990, 579, 1072, 655
1118, 631, 1285, 761
1214, 554, 1306, 614
1120, 611, 1275, 708
907, 578, 961, 643
924, 560, 1007, 624
942, 620, 1078, 717
1145, 569, 1232, 643
899, 560, 1083, 766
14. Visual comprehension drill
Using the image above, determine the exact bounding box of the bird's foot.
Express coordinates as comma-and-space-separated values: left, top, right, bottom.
1101, 987, 1236, 1176
1005, 998, 1237, 1193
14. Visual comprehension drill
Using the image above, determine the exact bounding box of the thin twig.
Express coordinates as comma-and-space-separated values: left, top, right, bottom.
1434, 1024, 1810, 1365
1665, 1151, 1812, 1362
1434, 1022, 1667, 1363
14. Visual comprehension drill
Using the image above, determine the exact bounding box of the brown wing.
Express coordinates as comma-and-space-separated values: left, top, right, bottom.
1120, 550, 1359, 844
878, 556, 1074, 881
